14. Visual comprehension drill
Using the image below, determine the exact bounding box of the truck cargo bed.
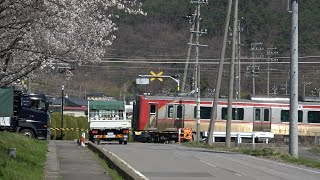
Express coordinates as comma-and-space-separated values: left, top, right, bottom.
89, 120, 131, 130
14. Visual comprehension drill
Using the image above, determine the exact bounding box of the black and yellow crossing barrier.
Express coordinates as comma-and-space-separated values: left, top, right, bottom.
50, 128, 88, 132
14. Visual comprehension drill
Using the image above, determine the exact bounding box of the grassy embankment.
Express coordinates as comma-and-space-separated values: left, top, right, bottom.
50, 112, 88, 140
0, 132, 48, 180
183, 142, 320, 169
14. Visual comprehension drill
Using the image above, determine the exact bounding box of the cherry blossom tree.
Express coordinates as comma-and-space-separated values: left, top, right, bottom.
0, 0, 145, 86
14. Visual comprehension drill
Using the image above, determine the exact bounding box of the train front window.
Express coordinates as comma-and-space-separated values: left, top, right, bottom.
308, 111, 320, 123
150, 104, 156, 114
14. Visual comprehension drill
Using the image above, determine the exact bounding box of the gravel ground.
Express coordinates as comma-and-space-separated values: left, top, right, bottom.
273, 145, 320, 161
298, 147, 320, 161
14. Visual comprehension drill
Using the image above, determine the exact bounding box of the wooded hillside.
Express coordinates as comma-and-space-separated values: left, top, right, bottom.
31, 0, 320, 99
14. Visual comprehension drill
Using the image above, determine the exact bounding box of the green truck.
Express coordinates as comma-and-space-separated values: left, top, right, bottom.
0, 86, 50, 139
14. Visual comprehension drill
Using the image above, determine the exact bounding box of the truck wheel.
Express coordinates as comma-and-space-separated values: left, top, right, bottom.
119, 140, 123, 144
21, 129, 35, 138
124, 141, 128, 145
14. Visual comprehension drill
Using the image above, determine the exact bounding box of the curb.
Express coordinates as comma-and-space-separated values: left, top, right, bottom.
87, 142, 149, 180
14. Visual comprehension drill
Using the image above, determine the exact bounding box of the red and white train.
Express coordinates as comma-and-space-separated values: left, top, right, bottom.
132, 95, 320, 142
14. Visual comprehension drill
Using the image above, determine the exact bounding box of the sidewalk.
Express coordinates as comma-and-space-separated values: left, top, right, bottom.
44, 140, 112, 180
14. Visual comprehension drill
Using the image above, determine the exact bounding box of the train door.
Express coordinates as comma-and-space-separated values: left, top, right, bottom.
167, 104, 185, 129
148, 103, 158, 129
253, 108, 271, 131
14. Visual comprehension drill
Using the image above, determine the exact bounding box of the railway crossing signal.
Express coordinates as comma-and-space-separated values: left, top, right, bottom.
150, 71, 163, 82
138, 72, 180, 92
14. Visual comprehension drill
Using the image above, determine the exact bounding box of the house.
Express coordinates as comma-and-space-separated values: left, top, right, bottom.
48, 97, 88, 117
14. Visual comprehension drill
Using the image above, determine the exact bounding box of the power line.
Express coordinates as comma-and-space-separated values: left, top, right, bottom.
99, 59, 320, 64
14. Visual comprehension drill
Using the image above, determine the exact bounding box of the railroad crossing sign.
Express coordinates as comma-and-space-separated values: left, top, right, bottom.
150, 71, 163, 82
138, 73, 180, 92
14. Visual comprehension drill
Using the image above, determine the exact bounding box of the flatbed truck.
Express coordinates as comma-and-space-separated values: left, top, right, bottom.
88, 100, 131, 144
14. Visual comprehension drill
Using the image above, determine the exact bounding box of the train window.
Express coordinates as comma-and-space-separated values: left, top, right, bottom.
177, 105, 183, 119
168, 105, 174, 118
150, 104, 156, 114
264, 109, 270, 121
281, 110, 303, 122
194, 107, 211, 119
255, 109, 261, 121
308, 111, 320, 123
298, 111, 303, 122
221, 108, 244, 120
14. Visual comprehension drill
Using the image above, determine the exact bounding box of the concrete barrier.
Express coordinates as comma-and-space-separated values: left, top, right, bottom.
87, 142, 148, 180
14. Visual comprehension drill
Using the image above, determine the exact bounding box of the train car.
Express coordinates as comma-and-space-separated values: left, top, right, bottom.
132, 95, 320, 142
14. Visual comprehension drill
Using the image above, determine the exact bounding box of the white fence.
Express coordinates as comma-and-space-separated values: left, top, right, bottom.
202, 131, 275, 144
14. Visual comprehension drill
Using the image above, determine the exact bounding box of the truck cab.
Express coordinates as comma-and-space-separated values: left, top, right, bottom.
18, 93, 50, 139
0, 86, 50, 139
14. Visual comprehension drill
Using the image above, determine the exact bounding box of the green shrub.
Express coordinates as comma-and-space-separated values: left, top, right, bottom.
50, 113, 88, 140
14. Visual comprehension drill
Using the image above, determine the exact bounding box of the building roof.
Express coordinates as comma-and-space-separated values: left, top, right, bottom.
48, 97, 88, 107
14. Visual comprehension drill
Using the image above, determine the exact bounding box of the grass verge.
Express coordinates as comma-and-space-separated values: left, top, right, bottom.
0, 132, 48, 180
182, 142, 320, 169
91, 151, 123, 180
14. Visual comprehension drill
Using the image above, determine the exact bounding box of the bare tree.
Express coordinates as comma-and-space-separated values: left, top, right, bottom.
0, 0, 145, 86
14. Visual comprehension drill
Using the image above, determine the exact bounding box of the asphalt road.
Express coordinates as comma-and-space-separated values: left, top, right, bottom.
100, 143, 320, 180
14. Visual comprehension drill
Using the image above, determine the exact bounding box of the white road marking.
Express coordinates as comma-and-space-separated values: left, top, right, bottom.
176, 150, 244, 177
175, 152, 217, 167
175, 152, 188, 157
102, 147, 149, 179
199, 159, 217, 167
246, 155, 320, 175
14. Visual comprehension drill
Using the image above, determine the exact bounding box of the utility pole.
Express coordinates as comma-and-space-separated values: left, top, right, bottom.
226, 0, 238, 148
266, 47, 278, 96
289, 0, 299, 158
194, 3, 201, 142
249, 42, 263, 95
283, 79, 290, 96
270, 83, 278, 95
207, 0, 232, 146
182, 9, 197, 93
315, 88, 320, 97
61, 85, 64, 140
190, 0, 208, 142
235, 17, 242, 100
302, 75, 312, 96
123, 83, 127, 102
303, 82, 312, 96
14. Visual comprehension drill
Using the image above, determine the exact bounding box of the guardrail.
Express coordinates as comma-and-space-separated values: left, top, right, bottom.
202, 131, 275, 144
